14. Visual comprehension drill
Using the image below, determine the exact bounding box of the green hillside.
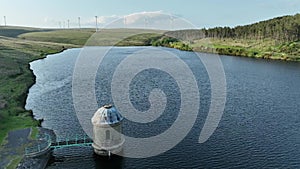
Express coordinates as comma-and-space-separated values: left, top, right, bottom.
19, 29, 94, 45
162, 13, 300, 61
0, 27, 165, 147
19, 28, 165, 46
0, 26, 52, 38
113, 14, 300, 61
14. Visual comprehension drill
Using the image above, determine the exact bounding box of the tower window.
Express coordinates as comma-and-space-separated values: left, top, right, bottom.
106, 130, 110, 140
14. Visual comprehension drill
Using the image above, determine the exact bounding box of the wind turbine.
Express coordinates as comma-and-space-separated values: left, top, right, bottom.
144, 17, 149, 29
95, 16, 98, 32
3, 16, 6, 26
124, 16, 127, 28
67, 19, 70, 29
78, 17, 81, 29
170, 16, 174, 30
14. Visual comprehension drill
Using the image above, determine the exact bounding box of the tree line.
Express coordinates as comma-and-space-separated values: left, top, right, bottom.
166, 13, 300, 43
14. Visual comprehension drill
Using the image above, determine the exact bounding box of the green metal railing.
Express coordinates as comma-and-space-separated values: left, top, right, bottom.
25, 134, 52, 155
52, 134, 93, 149
25, 133, 93, 156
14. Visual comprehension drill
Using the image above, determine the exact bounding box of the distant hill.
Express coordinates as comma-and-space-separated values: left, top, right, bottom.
1, 15, 300, 61
0, 26, 54, 38
17, 28, 165, 46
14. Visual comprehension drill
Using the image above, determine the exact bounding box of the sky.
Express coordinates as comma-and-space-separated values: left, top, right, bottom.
0, 0, 300, 29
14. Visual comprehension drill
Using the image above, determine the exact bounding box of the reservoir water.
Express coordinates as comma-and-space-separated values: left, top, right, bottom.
26, 47, 300, 168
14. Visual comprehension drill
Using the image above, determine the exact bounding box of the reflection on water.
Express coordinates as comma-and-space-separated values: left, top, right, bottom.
94, 155, 124, 169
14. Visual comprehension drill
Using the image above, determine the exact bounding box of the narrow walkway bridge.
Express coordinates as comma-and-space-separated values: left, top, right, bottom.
25, 134, 93, 157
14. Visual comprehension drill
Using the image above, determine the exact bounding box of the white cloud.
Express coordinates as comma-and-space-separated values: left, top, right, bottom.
97, 15, 121, 24
124, 11, 164, 24
44, 11, 193, 30
83, 15, 121, 27
84, 12, 165, 27
92, 11, 193, 30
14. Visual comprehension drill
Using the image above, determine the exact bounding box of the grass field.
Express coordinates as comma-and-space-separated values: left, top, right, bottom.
19, 29, 94, 45
86, 29, 165, 46
0, 34, 77, 145
0, 26, 165, 146
0, 26, 53, 38
19, 28, 165, 46
0, 27, 90, 168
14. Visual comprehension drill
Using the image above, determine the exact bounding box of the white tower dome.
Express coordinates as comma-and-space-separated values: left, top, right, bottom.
91, 104, 124, 156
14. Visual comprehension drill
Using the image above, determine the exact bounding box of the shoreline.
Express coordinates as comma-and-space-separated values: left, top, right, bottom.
23, 47, 70, 126
148, 44, 300, 62
25, 48, 68, 125
152, 41, 300, 62
190, 47, 300, 62
0, 46, 72, 169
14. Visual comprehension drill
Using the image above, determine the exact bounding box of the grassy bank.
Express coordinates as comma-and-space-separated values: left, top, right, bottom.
114, 33, 300, 61
0, 27, 165, 146
0, 41, 72, 144
190, 38, 300, 61
0, 27, 86, 168
0, 28, 80, 145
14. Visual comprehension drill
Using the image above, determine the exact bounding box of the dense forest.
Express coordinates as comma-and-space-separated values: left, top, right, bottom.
166, 14, 300, 43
